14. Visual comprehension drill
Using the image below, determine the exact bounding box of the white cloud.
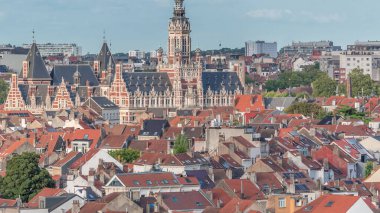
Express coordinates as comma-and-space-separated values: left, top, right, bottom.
246, 9, 292, 20
246, 9, 344, 24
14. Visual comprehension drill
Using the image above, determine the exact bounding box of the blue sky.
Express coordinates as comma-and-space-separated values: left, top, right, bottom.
0, 0, 378, 53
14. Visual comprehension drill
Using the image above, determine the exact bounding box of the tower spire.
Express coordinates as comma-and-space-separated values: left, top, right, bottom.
32, 29, 36, 43
103, 30, 106, 43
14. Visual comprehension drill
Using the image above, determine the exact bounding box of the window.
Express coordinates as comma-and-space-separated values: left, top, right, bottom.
279, 198, 286, 208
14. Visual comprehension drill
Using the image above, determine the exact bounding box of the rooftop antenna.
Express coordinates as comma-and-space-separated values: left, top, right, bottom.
110, 40, 112, 51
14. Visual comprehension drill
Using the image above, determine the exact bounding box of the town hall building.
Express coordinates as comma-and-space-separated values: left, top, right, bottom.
4, 0, 245, 124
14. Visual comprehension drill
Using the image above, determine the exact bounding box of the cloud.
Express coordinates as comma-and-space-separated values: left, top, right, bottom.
246, 9, 292, 20
246, 9, 344, 23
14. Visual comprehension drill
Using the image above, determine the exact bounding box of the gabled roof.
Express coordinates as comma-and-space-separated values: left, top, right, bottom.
0, 198, 17, 207
160, 191, 213, 211
296, 194, 361, 213
51, 64, 99, 86
202, 71, 243, 95
234, 94, 265, 112
221, 179, 265, 201
18, 43, 51, 80
97, 42, 115, 71
28, 188, 66, 208
110, 172, 181, 188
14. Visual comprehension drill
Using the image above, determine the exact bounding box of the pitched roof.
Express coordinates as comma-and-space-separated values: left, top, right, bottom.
222, 179, 265, 200
0, 198, 17, 207
99, 135, 128, 149
234, 94, 265, 112
51, 64, 99, 86
220, 198, 255, 213
70, 149, 101, 169
28, 188, 66, 208
296, 194, 361, 213
97, 42, 114, 71
202, 71, 243, 95
122, 72, 173, 93
18, 43, 51, 80
160, 191, 213, 211
113, 172, 181, 188
52, 151, 82, 167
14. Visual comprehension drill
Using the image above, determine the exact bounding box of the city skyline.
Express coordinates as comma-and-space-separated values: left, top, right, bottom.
0, 0, 379, 53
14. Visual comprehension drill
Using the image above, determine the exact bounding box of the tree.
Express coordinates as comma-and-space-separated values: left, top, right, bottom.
173, 134, 189, 154
0, 79, 9, 104
264, 68, 324, 91
0, 152, 55, 202
285, 102, 326, 118
365, 161, 374, 178
349, 68, 374, 97
109, 149, 140, 164
312, 73, 337, 97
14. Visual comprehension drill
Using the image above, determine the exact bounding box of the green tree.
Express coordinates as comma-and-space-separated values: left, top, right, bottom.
349, 68, 374, 97
0, 79, 9, 104
109, 149, 140, 164
365, 161, 374, 178
285, 102, 326, 118
173, 134, 189, 154
0, 152, 55, 202
312, 73, 337, 97
264, 68, 324, 91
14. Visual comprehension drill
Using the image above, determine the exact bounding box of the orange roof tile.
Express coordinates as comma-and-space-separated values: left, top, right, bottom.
296, 194, 360, 213
234, 94, 265, 112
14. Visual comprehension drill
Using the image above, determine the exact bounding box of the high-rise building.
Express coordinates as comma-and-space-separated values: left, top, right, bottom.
22, 43, 82, 57
128, 50, 145, 59
245, 41, 278, 58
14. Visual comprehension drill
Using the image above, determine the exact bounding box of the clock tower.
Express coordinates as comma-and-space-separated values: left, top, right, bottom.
168, 0, 191, 65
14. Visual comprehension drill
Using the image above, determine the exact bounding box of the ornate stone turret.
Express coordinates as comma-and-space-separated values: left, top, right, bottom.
157, 47, 164, 65
168, 0, 191, 65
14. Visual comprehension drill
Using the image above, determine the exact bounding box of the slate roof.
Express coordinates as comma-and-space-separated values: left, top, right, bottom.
139, 119, 169, 137
202, 71, 243, 95
18, 43, 51, 80
160, 191, 213, 211
90, 97, 119, 109
51, 64, 99, 86
122, 72, 172, 93
264, 97, 297, 110
18, 84, 49, 105
185, 170, 215, 189
97, 42, 115, 71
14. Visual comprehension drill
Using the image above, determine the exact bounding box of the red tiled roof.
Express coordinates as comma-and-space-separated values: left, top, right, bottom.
0, 140, 28, 157
234, 94, 265, 112
52, 151, 81, 167
99, 135, 128, 149
222, 179, 265, 201
0, 198, 17, 207
296, 194, 360, 213
70, 149, 100, 170
114, 172, 181, 188
64, 129, 102, 149
160, 191, 213, 211
220, 198, 254, 213
233, 136, 255, 148
28, 188, 66, 208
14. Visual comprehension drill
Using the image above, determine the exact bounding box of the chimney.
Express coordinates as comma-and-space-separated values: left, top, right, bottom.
205, 191, 213, 202
72, 200, 81, 213
249, 172, 257, 184
154, 202, 159, 213
240, 180, 245, 199
88, 175, 94, 186
310, 128, 316, 136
